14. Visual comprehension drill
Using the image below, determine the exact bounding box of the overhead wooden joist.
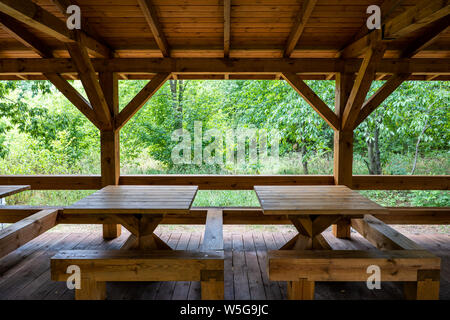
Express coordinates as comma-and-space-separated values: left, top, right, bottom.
284, 0, 317, 57
383, 0, 450, 39
1, 58, 448, 76
0, 0, 111, 57
400, 14, 450, 58
223, 0, 231, 58
137, 0, 169, 57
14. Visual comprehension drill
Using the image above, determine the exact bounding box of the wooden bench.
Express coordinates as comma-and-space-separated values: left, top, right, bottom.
51, 209, 225, 300
51, 249, 224, 300
268, 249, 441, 300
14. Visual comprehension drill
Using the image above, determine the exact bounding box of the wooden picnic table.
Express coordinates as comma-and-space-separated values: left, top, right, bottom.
0, 185, 30, 199
64, 185, 198, 250
254, 185, 389, 250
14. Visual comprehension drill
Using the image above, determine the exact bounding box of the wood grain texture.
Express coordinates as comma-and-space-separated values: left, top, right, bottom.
0, 185, 29, 198
254, 185, 388, 215
65, 185, 198, 214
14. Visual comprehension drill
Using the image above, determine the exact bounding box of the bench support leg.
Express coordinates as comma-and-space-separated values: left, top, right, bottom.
404, 270, 440, 300
103, 224, 121, 240
201, 270, 224, 300
75, 278, 106, 300
287, 279, 315, 300
332, 218, 351, 239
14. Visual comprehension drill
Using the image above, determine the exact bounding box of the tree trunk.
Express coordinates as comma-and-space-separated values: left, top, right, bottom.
366, 122, 382, 175
300, 145, 309, 174
169, 79, 186, 128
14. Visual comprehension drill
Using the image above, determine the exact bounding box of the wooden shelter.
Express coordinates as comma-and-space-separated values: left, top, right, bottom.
0, 0, 449, 300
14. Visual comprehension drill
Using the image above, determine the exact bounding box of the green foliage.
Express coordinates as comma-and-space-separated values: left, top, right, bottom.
0, 79, 448, 208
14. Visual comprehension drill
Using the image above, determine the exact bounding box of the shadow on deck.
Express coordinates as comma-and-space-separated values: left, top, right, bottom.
0, 229, 449, 300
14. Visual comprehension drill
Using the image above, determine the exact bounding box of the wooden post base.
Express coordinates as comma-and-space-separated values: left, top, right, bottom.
287, 279, 315, 300
75, 278, 106, 300
332, 218, 351, 239
201, 270, 225, 300
103, 224, 121, 239
404, 270, 440, 300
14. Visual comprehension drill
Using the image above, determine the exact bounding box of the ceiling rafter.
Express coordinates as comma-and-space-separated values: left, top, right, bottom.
0, 0, 111, 58
137, 0, 169, 57
284, 0, 317, 57
224, 0, 231, 58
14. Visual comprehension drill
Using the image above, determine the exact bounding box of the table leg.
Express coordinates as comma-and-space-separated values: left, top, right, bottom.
287, 279, 315, 300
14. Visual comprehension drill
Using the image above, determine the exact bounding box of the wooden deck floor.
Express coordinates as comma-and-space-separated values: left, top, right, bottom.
0, 230, 449, 300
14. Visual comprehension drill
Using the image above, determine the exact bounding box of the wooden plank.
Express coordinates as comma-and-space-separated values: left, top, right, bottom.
51, 249, 224, 282
268, 249, 440, 282
0, 209, 58, 259
282, 72, 339, 130
0, 185, 30, 198
201, 209, 223, 251
254, 185, 388, 216
138, 0, 169, 57
0, 174, 447, 191
0, 0, 110, 57
351, 214, 424, 250
223, 0, 230, 57
341, 43, 386, 130
0, 12, 53, 57
64, 185, 199, 214
400, 14, 450, 58
0, 58, 449, 75
115, 73, 170, 130
384, 0, 450, 39
284, 0, 317, 57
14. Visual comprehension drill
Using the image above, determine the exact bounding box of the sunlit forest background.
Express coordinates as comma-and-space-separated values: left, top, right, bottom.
0, 79, 448, 210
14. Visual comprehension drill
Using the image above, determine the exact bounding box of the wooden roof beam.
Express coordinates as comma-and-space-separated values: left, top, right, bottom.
0, 0, 111, 58
400, 14, 449, 58
284, 0, 317, 57
115, 73, 171, 130
282, 72, 339, 131
341, 43, 387, 130
224, 0, 231, 58
0, 58, 449, 75
0, 9, 103, 129
67, 43, 112, 130
349, 0, 404, 45
384, 0, 450, 39
0, 12, 53, 58
137, 0, 169, 57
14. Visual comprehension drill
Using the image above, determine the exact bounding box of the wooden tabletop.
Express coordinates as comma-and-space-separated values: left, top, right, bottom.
254, 185, 388, 216
64, 185, 198, 214
0, 185, 30, 198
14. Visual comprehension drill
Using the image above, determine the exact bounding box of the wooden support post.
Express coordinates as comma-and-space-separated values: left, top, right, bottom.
333, 73, 354, 239
99, 72, 121, 239
75, 277, 106, 300
201, 270, 225, 300
287, 279, 315, 300
404, 270, 440, 300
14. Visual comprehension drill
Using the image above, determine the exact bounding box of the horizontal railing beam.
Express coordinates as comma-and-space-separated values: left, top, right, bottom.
1, 206, 449, 225
0, 175, 448, 190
